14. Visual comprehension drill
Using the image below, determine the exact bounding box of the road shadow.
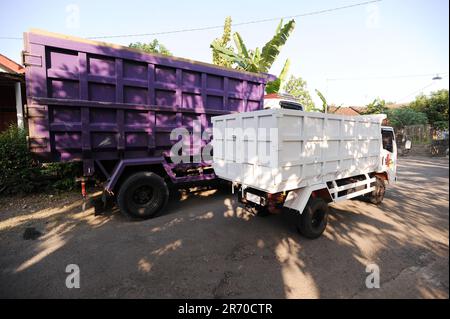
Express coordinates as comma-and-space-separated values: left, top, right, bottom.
0, 157, 448, 298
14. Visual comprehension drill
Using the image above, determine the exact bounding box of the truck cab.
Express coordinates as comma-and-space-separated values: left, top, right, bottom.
381, 126, 398, 183
264, 93, 303, 110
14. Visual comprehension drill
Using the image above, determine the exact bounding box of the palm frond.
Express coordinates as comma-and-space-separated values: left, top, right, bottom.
260, 19, 296, 73
233, 32, 249, 59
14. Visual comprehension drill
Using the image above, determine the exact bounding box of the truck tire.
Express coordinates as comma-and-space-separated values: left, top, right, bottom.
117, 172, 169, 219
297, 197, 329, 239
367, 177, 385, 205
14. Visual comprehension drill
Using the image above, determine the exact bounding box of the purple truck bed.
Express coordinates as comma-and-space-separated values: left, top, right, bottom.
23, 30, 273, 184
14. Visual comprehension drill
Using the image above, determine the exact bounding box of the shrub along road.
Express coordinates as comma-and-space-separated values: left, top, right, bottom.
0, 156, 448, 298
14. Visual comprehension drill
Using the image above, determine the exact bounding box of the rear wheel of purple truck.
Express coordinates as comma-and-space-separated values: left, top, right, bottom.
117, 172, 169, 219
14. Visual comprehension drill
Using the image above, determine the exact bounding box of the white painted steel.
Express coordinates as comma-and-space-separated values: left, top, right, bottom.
332, 186, 376, 203
282, 174, 376, 214
212, 109, 386, 194
328, 177, 376, 194
283, 183, 329, 213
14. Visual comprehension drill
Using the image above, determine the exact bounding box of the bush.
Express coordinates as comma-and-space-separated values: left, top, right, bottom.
40, 162, 80, 191
0, 125, 81, 196
0, 125, 39, 194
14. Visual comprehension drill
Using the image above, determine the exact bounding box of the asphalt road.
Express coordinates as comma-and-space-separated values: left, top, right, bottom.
0, 156, 448, 298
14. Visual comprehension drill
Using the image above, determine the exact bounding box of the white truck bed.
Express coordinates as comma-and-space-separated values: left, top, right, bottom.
212, 109, 386, 193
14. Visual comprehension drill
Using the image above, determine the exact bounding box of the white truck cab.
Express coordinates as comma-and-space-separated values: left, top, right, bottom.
381, 126, 398, 183
264, 93, 304, 110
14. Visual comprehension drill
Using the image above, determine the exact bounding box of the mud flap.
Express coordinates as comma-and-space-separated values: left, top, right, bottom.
283, 184, 329, 214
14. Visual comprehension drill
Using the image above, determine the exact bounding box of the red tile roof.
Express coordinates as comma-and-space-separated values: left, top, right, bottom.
328, 106, 361, 116
0, 53, 25, 74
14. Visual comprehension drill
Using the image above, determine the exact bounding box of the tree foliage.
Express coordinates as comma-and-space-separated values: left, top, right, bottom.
266, 59, 290, 94
282, 75, 315, 111
313, 89, 342, 113
0, 125, 81, 196
362, 98, 388, 115
387, 107, 428, 128
210, 18, 295, 93
409, 89, 449, 129
210, 18, 295, 73
0, 125, 38, 194
129, 39, 172, 56
211, 16, 233, 68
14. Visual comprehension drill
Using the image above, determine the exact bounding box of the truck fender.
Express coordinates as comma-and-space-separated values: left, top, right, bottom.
104, 157, 165, 193
284, 183, 331, 214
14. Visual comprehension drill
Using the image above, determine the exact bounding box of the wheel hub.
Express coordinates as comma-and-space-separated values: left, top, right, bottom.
132, 186, 154, 205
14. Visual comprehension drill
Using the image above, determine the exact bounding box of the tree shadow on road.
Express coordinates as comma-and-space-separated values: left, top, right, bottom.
0, 157, 448, 298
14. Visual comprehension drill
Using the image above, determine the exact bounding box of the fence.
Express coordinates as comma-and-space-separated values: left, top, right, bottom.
396, 124, 449, 157
397, 125, 432, 145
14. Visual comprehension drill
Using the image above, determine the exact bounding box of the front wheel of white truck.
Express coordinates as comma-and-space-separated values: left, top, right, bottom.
297, 197, 329, 239
366, 177, 385, 205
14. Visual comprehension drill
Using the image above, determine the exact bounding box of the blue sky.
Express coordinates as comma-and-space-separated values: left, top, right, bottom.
0, 0, 448, 106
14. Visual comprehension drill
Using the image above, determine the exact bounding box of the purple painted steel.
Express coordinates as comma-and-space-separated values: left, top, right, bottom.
24, 29, 274, 182
105, 157, 165, 192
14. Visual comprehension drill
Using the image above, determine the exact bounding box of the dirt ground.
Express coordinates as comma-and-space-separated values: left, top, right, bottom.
0, 156, 448, 298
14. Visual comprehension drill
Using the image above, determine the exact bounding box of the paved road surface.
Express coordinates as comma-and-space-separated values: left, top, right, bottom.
0, 156, 448, 298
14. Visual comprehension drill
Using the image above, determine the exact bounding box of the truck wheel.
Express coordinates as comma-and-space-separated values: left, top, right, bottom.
117, 172, 169, 219
367, 177, 385, 205
297, 197, 329, 239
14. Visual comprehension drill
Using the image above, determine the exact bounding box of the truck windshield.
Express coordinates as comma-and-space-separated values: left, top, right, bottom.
279, 101, 303, 110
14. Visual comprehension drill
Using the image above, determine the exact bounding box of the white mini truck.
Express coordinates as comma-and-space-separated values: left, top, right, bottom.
211, 108, 397, 239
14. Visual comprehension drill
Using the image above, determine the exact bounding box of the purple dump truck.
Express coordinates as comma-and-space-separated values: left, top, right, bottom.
23, 29, 274, 218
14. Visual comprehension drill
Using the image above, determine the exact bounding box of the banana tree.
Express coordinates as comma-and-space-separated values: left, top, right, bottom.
265, 59, 290, 94
210, 19, 296, 92
315, 89, 341, 113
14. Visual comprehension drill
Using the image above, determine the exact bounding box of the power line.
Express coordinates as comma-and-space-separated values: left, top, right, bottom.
88, 0, 382, 39
0, 36, 22, 40
0, 0, 382, 41
396, 74, 449, 102
327, 72, 449, 81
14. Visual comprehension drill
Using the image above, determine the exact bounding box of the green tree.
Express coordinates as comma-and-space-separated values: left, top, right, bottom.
409, 89, 449, 129
211, 16, 233, 68
387, 107, 428, 128
282, 75, 315, 111
210, 18, 296, 92
129, 39, 172, 56
362, 98, 388, 115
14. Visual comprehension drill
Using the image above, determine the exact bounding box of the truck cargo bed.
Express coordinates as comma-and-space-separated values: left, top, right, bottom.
23, 29, 273, 179
212, 109, 386, 193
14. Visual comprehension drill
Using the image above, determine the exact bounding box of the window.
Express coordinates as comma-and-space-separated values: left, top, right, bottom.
279, 101, 303, 111
382, 129, 394, 153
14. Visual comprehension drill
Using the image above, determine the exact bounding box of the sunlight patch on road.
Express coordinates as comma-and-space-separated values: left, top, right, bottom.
15, 223, 75, 273
0, 201, 81, 232
275, 237, 319, 298
138, 258, 153, 272
151, 239, 182, 256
